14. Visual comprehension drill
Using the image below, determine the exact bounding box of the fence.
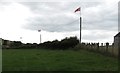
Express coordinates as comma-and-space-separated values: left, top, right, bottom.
79, 43, 118, 57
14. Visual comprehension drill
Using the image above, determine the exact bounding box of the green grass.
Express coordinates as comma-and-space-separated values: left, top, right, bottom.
2, 49, 118, 71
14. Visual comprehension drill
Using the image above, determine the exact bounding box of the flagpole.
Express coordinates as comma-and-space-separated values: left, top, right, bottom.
74, 7, 82, 43
79, 7, 81, 44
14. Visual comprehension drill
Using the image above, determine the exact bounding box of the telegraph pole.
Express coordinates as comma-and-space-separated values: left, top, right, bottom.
38, 30, 41, 44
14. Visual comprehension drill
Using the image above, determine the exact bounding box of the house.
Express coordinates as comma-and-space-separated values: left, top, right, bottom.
114, 32, 120, 48
113, 32, 120, 56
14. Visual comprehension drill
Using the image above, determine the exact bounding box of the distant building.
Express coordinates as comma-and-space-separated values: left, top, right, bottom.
2, 39, 22, 49
114, 32, 120, 56
114, 32, 120, 48
2, 39, 13, 49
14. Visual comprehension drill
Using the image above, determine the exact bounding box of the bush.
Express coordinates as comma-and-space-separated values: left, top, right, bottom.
39, 36, 79, 50
73, 44, 85, 50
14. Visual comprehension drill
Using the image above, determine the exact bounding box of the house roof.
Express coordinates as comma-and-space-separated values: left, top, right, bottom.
114, 32, 120, 37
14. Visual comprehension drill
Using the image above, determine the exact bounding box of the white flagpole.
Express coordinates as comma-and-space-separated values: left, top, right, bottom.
80, 7, 82, 43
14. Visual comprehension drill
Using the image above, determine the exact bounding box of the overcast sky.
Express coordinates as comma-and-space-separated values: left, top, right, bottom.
0, 0, 119, 44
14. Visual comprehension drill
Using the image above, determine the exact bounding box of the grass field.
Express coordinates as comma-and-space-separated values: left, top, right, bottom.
2, 49, 118, 71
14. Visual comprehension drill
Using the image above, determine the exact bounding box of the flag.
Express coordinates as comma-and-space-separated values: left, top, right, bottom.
74, 7, 80, 12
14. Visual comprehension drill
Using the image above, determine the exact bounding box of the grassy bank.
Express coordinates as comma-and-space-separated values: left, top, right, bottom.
2, 49, 118, 71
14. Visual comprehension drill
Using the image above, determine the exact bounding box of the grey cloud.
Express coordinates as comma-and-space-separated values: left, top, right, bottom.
24, 14, 79, 32
20, 2, 101, 13
20, 2, 117, 32
118, 1, 120, 32
82, 3, 118, 31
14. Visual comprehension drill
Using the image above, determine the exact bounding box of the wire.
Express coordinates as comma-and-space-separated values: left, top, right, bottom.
63, 18, 79, 26
67, 19, 79, 25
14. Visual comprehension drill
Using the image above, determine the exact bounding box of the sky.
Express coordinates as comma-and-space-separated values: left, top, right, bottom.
0, 0, 119, 44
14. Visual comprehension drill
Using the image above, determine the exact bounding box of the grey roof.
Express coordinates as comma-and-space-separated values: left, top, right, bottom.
114, 32, 120, 37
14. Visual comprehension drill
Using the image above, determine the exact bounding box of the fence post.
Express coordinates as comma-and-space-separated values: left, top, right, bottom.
97, 43, 99, 51
112, 43, 114, 56
106, 42, 109, 53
